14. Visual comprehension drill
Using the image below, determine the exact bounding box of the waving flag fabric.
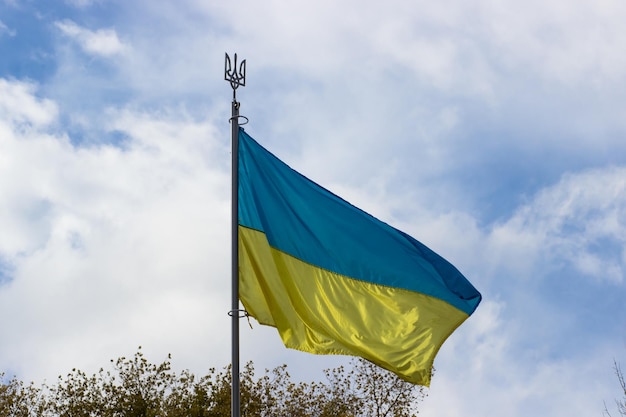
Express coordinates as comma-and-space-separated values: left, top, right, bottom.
237, 128, 481, 386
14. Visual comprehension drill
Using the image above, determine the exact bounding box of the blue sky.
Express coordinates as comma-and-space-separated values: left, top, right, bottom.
1, 0, 625, 415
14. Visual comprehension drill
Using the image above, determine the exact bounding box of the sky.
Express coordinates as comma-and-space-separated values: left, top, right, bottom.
1, 0, 625, 415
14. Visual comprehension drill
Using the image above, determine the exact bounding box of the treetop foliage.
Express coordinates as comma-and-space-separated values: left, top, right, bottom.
1, 347, 428, 417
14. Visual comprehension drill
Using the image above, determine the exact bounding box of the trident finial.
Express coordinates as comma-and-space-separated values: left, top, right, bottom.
225, 53, 246, 100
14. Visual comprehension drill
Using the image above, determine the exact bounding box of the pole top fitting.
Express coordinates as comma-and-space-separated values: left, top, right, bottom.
225, 53, 246, 101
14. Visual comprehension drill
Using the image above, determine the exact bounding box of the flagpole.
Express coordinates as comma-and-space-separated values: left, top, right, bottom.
225, 52, 246, 417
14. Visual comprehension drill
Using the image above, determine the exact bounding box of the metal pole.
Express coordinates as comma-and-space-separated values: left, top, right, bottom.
225, 52, 246, 417
230, 97, 240, 417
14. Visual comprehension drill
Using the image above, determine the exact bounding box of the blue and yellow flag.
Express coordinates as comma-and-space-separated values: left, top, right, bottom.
237, 128, 481, 386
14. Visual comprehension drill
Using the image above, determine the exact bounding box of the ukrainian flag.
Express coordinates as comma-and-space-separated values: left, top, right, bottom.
237, 128, 481, 386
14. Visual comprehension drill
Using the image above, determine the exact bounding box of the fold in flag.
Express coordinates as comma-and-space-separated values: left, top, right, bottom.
237, 128, 481, 386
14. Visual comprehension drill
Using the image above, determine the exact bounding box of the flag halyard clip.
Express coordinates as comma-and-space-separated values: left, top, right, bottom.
228, 308, 253, 329
229, 114, 249, 126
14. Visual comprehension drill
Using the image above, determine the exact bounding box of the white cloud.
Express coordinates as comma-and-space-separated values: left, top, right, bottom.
420, 297, 621, 417
0, 78, 58, 128
64, 0, 102, 7
0, 19, 16, 37
55, 20, 129, 57
490, 166, 626, 284
0, 79, 232, 381
187, 0, 626, 95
